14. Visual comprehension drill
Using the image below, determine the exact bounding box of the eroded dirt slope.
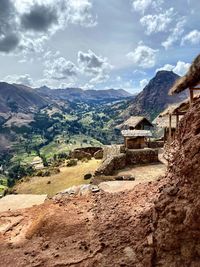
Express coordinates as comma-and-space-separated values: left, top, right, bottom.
0, 99, 200, 267
0, 179, 165, 267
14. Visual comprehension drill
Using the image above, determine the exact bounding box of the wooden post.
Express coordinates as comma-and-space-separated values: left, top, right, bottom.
176, 113, 179, 128
169, 114, 172, 143
164, 128, 166, 142
125, 137, 128, 149
189, 88, 194, 104
124, 137, 126, 148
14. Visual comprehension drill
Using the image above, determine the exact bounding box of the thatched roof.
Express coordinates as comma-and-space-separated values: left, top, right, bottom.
153, 116, 177, 129
121, 130, 152, 137
118, 116, 153, 129
160, 94, 200, 116
169, 54, 200, 95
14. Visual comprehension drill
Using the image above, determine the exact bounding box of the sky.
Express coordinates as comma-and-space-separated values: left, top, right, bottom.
0, 0, 200, 93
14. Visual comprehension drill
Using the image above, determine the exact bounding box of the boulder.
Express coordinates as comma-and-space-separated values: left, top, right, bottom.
72, 150, 92, 160
94, 150, 103, 159
84, 173, 93, 180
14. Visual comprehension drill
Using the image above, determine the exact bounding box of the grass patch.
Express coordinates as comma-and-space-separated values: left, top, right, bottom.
14, 159, 101, 197
0, 184, 7, 195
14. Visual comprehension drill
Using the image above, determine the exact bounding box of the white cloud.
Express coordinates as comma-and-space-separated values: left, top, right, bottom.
140, 78, 149, 88
156, 61, 190, 76
127, 44, 158, 68
132, 0, 152, 13
131, 0, 164, 14
59, 82, 76, 89
0, 0, 97, 54
173, 61, 191, 76
3, 74, 33, 86
116, 76, 122, 82
156, 64, 174, 72
181, 30, 200, 45
82, 83, 95, 90
140, 8, 174, 35
44, 56, 78, 80
162, 18, 186, 49
78, 49, 112, 84
67, 0, 97, 27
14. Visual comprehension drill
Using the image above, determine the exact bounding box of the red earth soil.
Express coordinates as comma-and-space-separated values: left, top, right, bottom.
0, 98, 200, 267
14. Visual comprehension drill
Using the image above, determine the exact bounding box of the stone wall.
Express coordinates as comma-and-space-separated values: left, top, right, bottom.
148, 141, 164, 148
95, 148, 159, 176
71, 147, 103, 160
103, 145, 122, 159
95, 154, 126, 176
126, 148, 159, 165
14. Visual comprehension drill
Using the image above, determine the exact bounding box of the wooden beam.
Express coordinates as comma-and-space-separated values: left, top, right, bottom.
176, 112, 179, 128
189, 88, 194, 104
190, 88, 200, 90
172, 111, 187, 116
169, 114, 172, 143
164, 128, 166, 142
125, 137, 129, 148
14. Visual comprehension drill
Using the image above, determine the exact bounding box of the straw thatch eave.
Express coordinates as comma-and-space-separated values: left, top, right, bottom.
117, 116, 153, 129
153, 116, 177, 129
121, 129, 152, 137
160, 94, 200, 116
169, 54, 200, 95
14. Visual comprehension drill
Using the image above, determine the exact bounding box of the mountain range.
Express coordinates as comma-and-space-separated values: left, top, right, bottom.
0, 70, 188, 157
36, 87, 132, 103
0, 70, 188, 124
0, 82, 48, 115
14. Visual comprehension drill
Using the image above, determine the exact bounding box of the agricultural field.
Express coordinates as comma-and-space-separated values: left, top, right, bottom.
40, 134, 102, 160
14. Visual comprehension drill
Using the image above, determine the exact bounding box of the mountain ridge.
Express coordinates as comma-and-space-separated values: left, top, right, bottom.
36, 86, 133, 103
0, 82, 48, 115
120, 70, 187, 120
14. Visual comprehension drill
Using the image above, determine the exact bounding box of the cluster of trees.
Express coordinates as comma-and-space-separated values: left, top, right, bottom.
7, 164, 34, 187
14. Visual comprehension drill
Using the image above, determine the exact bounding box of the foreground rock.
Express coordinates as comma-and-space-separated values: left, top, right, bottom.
152, 98, 200, 266
0, 180, 164, 267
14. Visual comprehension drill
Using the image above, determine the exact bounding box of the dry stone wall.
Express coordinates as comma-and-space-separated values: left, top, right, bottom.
95, 148, 159, 176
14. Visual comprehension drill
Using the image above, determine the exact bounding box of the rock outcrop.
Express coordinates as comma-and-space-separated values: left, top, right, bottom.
152, 97, 200, 266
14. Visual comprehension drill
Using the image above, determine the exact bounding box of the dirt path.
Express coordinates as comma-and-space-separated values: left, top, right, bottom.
115, 163, 166, 182
0, 194, 47, 212
98, 163, 166, 193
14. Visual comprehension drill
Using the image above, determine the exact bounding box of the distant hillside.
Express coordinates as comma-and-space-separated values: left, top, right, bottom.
37, 87, 132, 103
120, 71, 187, 120
0, 82, 48, 115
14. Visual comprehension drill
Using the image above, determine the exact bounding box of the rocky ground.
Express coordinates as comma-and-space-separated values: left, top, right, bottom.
0, 98, 200, 267
0, 178, 165, 267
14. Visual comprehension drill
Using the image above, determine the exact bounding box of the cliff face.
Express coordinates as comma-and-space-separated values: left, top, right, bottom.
152, 97, 200, 266
121, 71, 187, 120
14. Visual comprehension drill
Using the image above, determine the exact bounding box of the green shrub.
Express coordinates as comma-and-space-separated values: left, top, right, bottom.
67, 159, 78, 167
